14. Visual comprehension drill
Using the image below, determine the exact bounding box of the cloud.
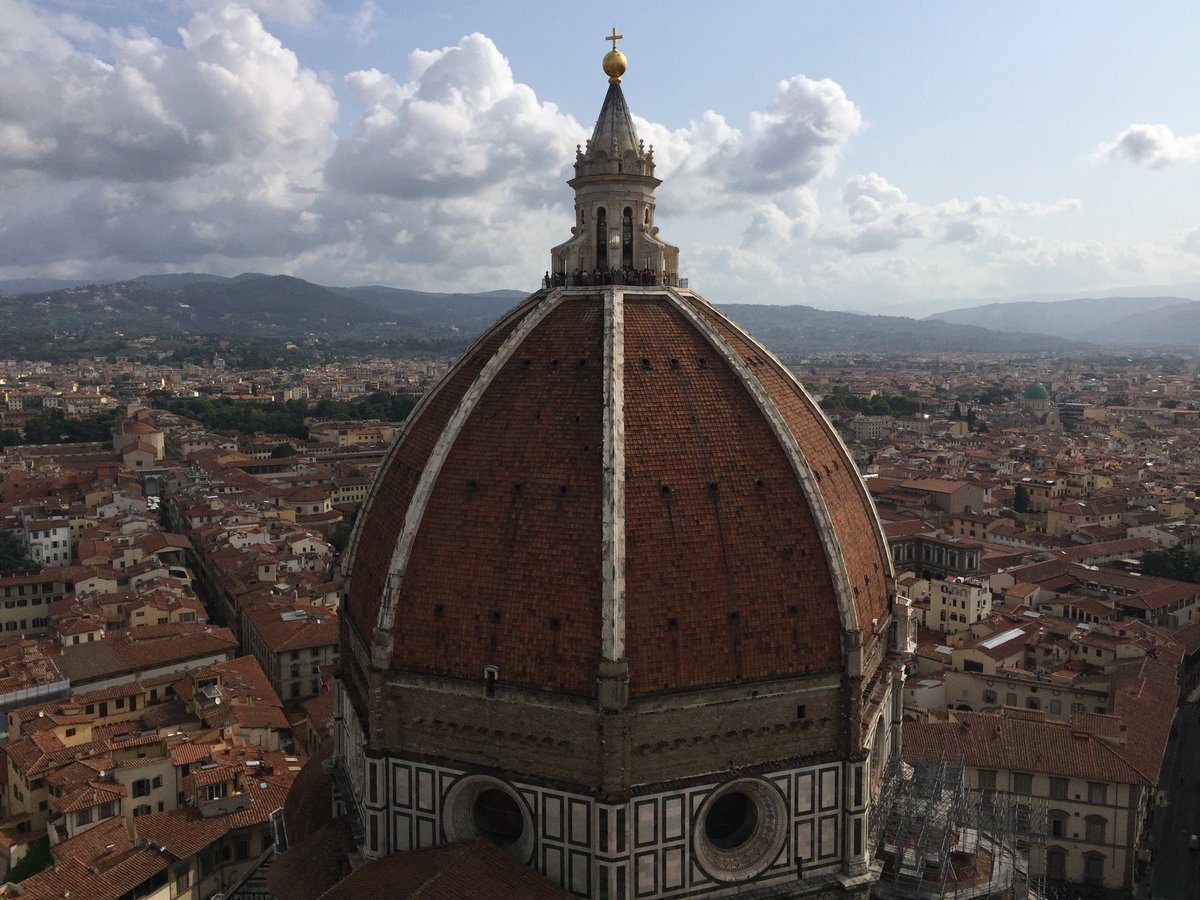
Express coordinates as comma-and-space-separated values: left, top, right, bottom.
1179, 226, 1200, 256
0, 2, 337, 277
348, 1, 379, 47
808, 172, 1082, 257
327, 33, 581, 202
635, 75, 862, 214
0, 3, 335, 183
1094, 123, 1200, 168
233, 0, 319, 25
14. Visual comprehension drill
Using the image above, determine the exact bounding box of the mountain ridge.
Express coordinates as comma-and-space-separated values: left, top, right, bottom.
0, 272, 1084, 356
929, 295, 1200, 345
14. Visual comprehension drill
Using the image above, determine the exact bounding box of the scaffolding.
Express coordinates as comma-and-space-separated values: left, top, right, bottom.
871, 752, 1047, 899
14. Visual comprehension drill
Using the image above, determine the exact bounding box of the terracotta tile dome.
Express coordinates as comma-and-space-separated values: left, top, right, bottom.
343, 287, 892, 699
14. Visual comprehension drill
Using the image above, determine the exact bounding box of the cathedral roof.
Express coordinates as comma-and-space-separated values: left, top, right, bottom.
341, 39, 891, 705
344, 288, 892, 698
588, 82, 640, 159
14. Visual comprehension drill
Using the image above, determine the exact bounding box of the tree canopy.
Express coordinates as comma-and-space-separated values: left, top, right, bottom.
0, 531, 40, 577
153, 392, 419, 439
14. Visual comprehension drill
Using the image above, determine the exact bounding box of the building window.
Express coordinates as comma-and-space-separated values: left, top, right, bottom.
1049, 777, 1068, 800
1088, 782, 1107, 805
1012, 772, 1033, 795
133, 779, 151, 798
1025, 697, 1041, 710
1047, 848, 1067, 880
77, 807, 93, 826
1005, 692, 1017, 706
1085, 815, 1106, 843
1049, 809, 1068, 838
1083, 851, 1105, 885
978, 770, 996, 793
982, 689, 997, 705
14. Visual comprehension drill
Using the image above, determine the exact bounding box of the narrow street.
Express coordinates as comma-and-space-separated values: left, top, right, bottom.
1149, 703, 1200, 899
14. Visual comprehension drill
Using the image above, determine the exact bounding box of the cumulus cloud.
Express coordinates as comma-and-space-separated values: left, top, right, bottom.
808, 172, 1083, 258
327, 34, 581, 201
0, 3, 335, 183
636, 75, 862, 213
1094, 123, 1200, 168
0, 2, 337, 277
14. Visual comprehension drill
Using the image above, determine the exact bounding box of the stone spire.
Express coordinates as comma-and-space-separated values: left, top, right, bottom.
588, 82, 640, 160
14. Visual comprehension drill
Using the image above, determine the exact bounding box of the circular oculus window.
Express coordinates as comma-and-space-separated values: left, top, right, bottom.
692, 778, 787, 882
442, 775, 535, 862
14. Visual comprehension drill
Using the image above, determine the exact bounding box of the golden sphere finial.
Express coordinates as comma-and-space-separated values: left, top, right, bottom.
602, 27, 626, 83
603, 49, 627, 83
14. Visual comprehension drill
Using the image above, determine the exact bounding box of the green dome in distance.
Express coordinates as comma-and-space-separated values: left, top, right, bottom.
1023, 382, 1050, 400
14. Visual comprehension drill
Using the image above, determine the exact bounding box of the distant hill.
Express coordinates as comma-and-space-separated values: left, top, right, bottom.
929, 296, 1200, 346
0, 272, 1082, 357
0, 277, 98, 295
333, 285, 526, 333
0, 274, 524, 347
133, 273, 239, 289
722, 304, 1079, 355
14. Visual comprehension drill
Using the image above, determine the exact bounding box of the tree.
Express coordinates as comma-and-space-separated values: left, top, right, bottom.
270, 442, 296, 458
6, 836, 51, 882
0, 531, 39, 576
952, 401, 962, 420
1141, 544, 1200, 583
966, 407, 977, 429
1013, 484, 1031, 514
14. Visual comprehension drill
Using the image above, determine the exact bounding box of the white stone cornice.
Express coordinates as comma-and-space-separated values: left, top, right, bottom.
601, 288, 627, 662
663, 287, 860, 640
373, 290, 567, 637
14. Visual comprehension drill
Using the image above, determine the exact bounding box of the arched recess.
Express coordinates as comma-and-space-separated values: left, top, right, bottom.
622, 206, 634, 268
596, 207, 608, 269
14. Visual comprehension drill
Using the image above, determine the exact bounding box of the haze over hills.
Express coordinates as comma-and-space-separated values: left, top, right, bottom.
0, 272, 1083, 357
929, 296, 1200, 346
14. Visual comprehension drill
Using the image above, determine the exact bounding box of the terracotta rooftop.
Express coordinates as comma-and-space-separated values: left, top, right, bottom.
54, 624, 237, 685
10, 816, 168, 900
316, 838, 571, 899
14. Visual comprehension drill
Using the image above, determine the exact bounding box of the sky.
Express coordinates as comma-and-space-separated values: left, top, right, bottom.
1, 1, 1198, 315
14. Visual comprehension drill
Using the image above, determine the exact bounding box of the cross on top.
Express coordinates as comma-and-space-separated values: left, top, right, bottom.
605, 27, 623, 53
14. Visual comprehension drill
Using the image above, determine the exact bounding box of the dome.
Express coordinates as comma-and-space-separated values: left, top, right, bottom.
343, 288, 892, 698
329, 40, 905, 898
1023, 381, 1050, 400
